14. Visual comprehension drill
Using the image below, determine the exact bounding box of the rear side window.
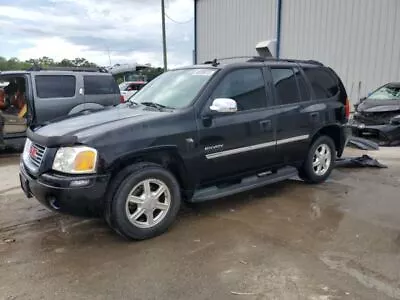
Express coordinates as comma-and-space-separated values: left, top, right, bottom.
294, 68, 311, 101
303, 67, 339, 99
84, 75, 119, 95
36, 75, 76, 98
212, 68, 267, 111
270, 68, 300, 105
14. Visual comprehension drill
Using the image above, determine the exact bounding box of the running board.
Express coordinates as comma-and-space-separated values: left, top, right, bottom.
190, 166, 298, 203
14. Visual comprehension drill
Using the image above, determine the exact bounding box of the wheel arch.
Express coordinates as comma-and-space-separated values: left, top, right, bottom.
108, 146, 192, 195
310, 124, 346, 157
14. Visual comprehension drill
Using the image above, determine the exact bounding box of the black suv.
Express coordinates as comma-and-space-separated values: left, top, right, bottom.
19, 57, 351, 240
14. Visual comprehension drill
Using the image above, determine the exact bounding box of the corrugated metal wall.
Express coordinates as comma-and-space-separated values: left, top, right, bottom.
195, 0, 276, 63
279, 0, 400, 104
195, 0, 400, 106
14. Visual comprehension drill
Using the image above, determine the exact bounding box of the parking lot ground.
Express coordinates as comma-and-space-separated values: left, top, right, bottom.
1, 148, 400, 300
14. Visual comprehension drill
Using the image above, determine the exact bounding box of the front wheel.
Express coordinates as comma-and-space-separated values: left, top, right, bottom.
106, 163, 181, 240
298, 136, 336, 184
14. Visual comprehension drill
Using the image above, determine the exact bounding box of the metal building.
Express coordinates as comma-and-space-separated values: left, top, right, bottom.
194, 0, 400, 105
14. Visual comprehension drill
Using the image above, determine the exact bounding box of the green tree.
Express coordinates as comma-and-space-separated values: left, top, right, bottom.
0, 56, 98, 71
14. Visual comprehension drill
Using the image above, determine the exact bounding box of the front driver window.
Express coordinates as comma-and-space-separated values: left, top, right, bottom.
212, 68, 267, 111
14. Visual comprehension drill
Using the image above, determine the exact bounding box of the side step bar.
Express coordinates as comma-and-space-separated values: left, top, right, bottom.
191, 166, 298, 203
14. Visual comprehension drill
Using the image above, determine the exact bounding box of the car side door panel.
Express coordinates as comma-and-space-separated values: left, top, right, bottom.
84, 75, 120, 107
268, 67, 315, 164
195, 67, 278, 184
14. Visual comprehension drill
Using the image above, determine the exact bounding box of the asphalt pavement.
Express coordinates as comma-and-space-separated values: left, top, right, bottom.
0, 148, 400, 299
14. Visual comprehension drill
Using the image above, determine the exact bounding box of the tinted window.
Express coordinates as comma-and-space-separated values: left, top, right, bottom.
212, 68, 267, 111
36, 75, 76, 98
303, 67, 339, 99
294, 68, 311, 101
84, 75, 119, 95
271, 68, 300, 105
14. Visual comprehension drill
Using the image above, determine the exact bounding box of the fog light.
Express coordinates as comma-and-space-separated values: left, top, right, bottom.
70, 179, 90, 187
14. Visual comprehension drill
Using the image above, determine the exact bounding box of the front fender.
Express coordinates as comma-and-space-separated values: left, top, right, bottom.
103, 145, 193, 190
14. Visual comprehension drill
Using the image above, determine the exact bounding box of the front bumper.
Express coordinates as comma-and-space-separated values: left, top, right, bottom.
348, 119, 400, 144
19, 162, 110, 216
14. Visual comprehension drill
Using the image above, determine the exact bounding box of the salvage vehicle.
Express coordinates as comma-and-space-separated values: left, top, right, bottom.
0, 67, 122, 150
350, 82, 400, 145
19, 57, 351, 240
119, 81, 147, 102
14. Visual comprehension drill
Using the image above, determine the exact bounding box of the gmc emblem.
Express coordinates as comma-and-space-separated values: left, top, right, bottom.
29, 146, 38, 158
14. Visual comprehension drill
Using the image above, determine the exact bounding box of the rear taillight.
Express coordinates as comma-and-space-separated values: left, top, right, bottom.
345, 97, 351, 120
120, 95, 125, 103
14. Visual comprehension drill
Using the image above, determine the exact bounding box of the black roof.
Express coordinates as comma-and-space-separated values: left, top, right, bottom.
200, 56, 324, 68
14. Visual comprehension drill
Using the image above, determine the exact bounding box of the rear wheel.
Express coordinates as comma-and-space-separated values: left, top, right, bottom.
298, 136, 336, 184
105, 163, 181, 240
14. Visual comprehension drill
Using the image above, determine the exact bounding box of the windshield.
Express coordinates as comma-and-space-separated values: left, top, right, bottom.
368, 85, 400, 100
130, 68, 217, 109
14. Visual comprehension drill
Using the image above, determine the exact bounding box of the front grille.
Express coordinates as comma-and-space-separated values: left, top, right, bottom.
29, 143, 46, 168
354, 111, 398, 125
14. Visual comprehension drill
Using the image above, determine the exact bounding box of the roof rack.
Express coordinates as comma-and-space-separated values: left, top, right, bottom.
26, 65, 109, 73
257, 57, 324, 66
203, 56, 324, 66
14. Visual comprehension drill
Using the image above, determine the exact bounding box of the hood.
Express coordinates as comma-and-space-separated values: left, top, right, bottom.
357, 99, 400, 113
34, 105, 167, 141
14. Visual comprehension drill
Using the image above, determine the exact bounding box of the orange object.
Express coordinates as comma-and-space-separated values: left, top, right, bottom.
73, 150, 97, 172
13, 91, 25, 109
18, 104, 27, 118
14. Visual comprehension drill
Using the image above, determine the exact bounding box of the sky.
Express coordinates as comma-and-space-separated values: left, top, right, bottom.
0, 0, 194, 68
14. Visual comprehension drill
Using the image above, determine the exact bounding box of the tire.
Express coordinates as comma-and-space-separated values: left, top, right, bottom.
105, 162, 181, 240
298, 136, 336, 184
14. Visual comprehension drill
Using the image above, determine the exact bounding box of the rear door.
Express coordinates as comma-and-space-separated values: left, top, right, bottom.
269, 66, 314, 163
83, 75, 120, 107
32, 74, 80, 124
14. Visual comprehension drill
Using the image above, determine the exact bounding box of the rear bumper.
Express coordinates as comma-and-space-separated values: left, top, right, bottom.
338, 124, 352, 157
19, 162, 110, 216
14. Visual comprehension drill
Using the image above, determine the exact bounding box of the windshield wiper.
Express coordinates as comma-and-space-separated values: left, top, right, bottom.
128, 100, 139, 107
140, 102, 174, 110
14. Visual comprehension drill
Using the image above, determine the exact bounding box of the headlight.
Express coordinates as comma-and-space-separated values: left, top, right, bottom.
390, 115, 400, 125
22, 139, 33, 162
52, 146, 98, 174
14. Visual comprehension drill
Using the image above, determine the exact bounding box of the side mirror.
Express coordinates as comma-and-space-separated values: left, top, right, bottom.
209, 98, 237, 114
360, 96, 367, 102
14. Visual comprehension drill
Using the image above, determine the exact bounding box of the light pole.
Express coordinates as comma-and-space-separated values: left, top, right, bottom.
161, 0, 168, 71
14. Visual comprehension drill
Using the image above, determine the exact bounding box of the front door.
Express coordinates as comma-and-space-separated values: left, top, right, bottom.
196, 67, 277, 184
0, 76, 28, 143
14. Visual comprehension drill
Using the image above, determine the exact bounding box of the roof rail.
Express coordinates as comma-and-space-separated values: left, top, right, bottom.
26, 65, 109, 73
203, 56, 324, 66
247, 57, 324, 66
